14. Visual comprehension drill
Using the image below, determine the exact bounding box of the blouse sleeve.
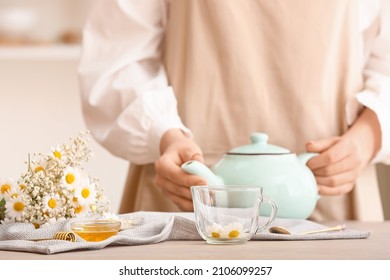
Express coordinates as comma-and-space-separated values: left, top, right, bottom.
353, 0, 390, 164
78, 0, 190, 164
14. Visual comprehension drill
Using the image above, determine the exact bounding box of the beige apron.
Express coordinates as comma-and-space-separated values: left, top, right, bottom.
120, 0, 384, 221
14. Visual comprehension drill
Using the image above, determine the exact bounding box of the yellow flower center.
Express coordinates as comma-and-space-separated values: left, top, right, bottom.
75, 205, 83, 214
11, 193, 18, 198
73, 197, 78, 202
48, 198, 57, 209
34, 166, 44, 173
53, 150, 62, 158
1, 184, 11, 194
228, 230, 240, 238
19, 184, 26, 190
211, 232, 220, 238
81, 188, 90, 199
65, 174, 75, 184
13, 201, 25, 212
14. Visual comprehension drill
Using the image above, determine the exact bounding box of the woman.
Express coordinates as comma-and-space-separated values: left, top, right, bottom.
78, 0, 390, 221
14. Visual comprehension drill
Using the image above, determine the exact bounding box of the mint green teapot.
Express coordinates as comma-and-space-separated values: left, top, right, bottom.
181, 133, 319, 219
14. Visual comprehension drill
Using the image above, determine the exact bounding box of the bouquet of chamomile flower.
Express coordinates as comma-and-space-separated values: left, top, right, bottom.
0, 131, 110, 228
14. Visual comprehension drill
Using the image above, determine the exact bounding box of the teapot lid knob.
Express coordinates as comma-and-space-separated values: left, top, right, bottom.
228, 132, 290, 154
250, 133, 268, 144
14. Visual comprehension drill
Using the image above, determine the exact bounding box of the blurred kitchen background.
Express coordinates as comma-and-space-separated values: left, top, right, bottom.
0, 0, 389, 218
0, 0, 128, 213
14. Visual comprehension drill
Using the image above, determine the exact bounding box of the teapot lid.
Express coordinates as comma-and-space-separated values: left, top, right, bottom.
228, 133, 290, 154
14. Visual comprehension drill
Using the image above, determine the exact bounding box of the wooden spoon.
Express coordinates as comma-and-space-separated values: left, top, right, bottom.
269, 224, 346, 235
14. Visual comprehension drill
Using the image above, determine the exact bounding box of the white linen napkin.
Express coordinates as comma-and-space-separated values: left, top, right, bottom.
0, 211, 371, 255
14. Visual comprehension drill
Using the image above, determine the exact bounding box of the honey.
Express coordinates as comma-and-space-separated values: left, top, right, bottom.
73, 229, 118, 242
71, 220, 121, 242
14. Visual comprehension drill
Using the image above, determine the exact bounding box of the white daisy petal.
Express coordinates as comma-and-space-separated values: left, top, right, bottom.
0, 178, 17, 200
62, 167, 81, 190
42, 193, 62, 215
5, 196, 27, 221
207, 223, 226, 239
51, 145, 64, 160
74, 181, 96, 205
223, 222, 244, 238
31, 159, 47, 174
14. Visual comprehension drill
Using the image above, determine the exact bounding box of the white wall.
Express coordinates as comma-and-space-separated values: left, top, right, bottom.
0, 59, 128, 213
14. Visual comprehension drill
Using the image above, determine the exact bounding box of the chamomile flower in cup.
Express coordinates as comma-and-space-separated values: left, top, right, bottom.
224, 222, 244, 238
207, 222, 245, 239
207, 223, 226, 239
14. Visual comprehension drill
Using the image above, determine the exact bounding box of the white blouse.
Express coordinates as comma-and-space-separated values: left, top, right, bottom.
78, 0, 390, 165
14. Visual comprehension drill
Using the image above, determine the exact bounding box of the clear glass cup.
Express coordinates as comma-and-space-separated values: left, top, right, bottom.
191, 185, 278, 244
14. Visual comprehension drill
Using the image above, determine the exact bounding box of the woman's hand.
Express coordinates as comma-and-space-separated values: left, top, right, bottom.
306, 108, 381, 195
154, 129, 207, 211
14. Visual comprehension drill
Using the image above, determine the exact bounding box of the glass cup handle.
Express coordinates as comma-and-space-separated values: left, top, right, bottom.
256, 196, 278, 233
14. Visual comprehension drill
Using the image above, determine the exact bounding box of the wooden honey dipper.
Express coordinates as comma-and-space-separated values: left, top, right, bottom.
31, 232, 76, 242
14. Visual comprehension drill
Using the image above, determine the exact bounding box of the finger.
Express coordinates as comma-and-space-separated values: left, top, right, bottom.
155, 156, 207, 187
312, 155, 355, 176
162, 189, 194, 211
315, 169, 357, 188
180, 148, 204, 163
191, 153, 204, 162
154, 156, 181, 180
154, 175, 193, 200
307, 139, 352, 170
306, 137, 341, 153
318, 183, 354, 195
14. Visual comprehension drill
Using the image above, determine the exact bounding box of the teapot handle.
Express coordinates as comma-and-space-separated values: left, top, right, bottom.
298, 152, 321, 201
297, 152, 318, 166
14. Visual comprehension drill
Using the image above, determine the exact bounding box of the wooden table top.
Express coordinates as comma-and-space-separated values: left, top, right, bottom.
1, 221, 389, 260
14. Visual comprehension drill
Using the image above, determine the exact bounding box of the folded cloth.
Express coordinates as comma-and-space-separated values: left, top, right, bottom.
0, 211, 371, 255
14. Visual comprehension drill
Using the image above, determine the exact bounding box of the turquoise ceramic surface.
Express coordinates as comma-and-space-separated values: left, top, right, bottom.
181, 132, 319, 219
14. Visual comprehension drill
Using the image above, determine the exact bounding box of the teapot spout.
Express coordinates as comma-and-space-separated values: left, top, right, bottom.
181, 160, 224, 185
